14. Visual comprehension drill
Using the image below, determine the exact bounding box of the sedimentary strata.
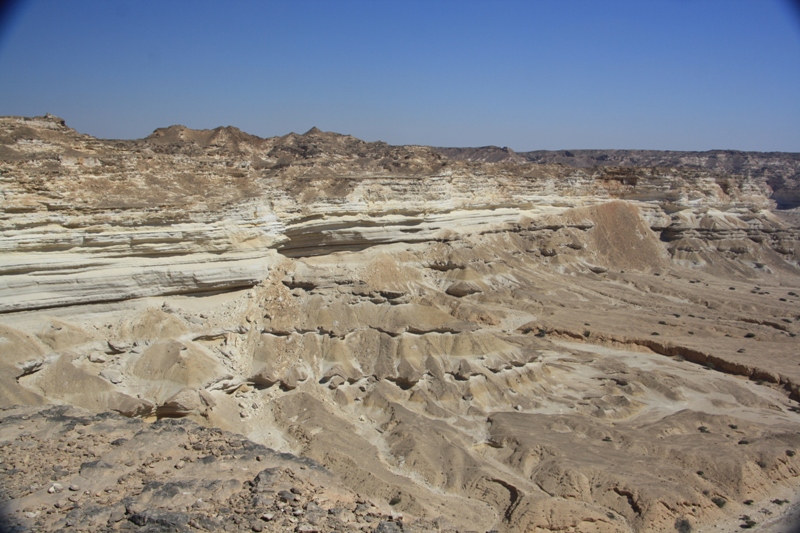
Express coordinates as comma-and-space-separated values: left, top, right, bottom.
1, 115, 800, 532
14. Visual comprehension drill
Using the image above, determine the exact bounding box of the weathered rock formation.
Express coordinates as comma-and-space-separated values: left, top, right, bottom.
2, 114, 798, 311
1, 115, 800, 533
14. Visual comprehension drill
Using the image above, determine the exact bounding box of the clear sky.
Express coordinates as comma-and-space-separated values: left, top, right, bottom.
0, 0, 799, 151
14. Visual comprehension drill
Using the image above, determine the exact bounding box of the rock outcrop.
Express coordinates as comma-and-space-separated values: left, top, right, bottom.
2, 114, 798, 312
2, 115, 800, 533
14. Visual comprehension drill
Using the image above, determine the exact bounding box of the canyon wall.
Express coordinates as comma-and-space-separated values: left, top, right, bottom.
1, 115, 798, 311
2, 115, 800, 533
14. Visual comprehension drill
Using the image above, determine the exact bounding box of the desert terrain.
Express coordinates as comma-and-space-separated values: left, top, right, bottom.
1, 114, 800, 532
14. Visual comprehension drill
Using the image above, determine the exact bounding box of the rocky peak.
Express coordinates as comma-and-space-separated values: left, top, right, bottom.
144, 124, 265, 152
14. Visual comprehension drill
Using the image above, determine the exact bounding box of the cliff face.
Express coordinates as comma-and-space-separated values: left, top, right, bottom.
441, 146, 800, 209
2, 115, 800, 533
1, 115, 798, 311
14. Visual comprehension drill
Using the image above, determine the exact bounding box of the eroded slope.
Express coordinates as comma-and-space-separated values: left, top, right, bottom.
1, 116, 800, 532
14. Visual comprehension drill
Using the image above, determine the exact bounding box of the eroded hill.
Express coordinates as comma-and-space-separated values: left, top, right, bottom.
1, 115, 800, 533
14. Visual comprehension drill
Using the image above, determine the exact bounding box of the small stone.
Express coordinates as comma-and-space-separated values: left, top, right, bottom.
88, 352, 107, 363
48, 483, 63, 494
192, 499, 209, 510
107, 340, 131, 353
290, 487, 304, 495
261, 513, 274, 521
100, 369, 123, 384
68, 495, 80, 503
279, 490, 297, 502
296, 524, 318, 533
256, 455, 264, 462
251, 521, 264, 532
305, 502, 324, 513
126, 501, 146, 515
327, 375, 346, 389
174, 461, 185, 469
69, 484, 80, 491
446, 281, 482, 297
374, 521, 403, 533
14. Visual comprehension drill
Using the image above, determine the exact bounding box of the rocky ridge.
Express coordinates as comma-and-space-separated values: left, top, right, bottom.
2, 115, 799, 311
438, 147, 800, 209
1, 115, 800, 532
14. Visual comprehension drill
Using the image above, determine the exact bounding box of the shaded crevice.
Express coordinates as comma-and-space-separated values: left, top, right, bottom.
0, 281, 260, 314
384, 377, 418, 390
281, 279, 316, 291
406, 325, 473, 335
259, 327, 345, 339
738, 317, 790, 332
426, 262, 464, 272
489, 478, 523, 523
613, 487, 642, 516
378, 290, 405, 300
260, 329, 292, 337
370, 326, 400, 338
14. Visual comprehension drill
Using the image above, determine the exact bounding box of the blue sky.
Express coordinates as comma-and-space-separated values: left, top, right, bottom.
0, 0, 799, 151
